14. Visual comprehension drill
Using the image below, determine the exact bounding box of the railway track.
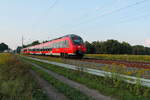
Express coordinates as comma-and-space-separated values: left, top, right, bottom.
78, 57, 150, 69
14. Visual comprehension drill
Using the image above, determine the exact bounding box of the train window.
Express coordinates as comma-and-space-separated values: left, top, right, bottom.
65, 40, 69, 48
60, 41, 63, 48
63, 40, 67, 48
58, 42, 61, 48
54, 42, 59, 48
57, 42, 60, 48
53, 43, 55, 48
49, 44, 52, 48
57, 42, 59, 48
71, 36, 83, 45
51, 43, 53, 48
56, 42, 58, 48
59, 42, 61, 48
54, 43, 56, 48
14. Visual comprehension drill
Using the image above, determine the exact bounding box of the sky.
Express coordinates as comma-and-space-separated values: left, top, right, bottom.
0, 0, 150, 49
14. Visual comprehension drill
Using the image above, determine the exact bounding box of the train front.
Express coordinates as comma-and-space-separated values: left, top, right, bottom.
70, 35, 86, 58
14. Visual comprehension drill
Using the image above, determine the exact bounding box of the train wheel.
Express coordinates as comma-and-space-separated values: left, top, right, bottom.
60, 53, 63, 57
64, 53, 68, 58
61, 53, 64, 58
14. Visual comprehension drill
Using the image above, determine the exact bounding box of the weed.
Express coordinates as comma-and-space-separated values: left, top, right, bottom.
0, 53, 48, 100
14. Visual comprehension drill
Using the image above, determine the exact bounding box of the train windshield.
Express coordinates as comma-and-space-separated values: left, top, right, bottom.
71, 35, 83, 45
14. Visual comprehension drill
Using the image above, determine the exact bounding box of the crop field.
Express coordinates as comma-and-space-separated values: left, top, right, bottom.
0, 53, 48, 100
85, 54, 150, 62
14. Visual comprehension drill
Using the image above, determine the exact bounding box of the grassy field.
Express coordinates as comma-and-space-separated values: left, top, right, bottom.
85, 54, 150, 62
23, 54, 63, 63
0, 53, 48, 100
23, 57, 150, 100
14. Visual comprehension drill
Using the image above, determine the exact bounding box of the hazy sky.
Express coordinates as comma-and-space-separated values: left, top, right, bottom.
0, 0, 150, 49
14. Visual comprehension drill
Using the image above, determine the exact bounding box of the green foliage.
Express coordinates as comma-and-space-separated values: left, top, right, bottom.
0, 43, 8, 52
85, 41, 95, 54
132, 45, 146, 55
24, 40, 40, 48
85, 39, 150, 55
16, 46, 22, 53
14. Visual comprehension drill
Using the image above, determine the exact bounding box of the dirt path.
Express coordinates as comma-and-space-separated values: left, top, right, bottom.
30, 62, 113, 100
29, 70, 68, 100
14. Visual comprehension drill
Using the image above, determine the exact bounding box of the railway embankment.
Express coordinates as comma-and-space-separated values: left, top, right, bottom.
21, 55, 150, 100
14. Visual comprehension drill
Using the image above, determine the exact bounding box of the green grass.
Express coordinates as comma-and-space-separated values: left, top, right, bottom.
23, 57, 150, 100
0, 53, 48, 100
22, 54, 63, 63
85, 54, 150, 62
31, 65, 93, 100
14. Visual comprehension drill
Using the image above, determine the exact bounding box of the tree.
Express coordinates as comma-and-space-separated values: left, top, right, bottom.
31, 40, 40, 46
145, 47, 150, 55
23, 40, 40, 48
132, 45, 145, 55
85, 41, 95, 54
91, 41, 106, 54
104, 40, 122, 54
43, 40, 49, 43
84, 39, 150, 55
0, 43, 8, 52
120, 42, 132, 54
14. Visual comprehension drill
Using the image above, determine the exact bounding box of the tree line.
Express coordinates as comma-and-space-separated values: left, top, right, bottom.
0, 43, 8, 52
85, 40, 150, 55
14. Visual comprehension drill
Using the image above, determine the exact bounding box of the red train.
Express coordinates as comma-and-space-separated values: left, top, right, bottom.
21, 34, 86, 58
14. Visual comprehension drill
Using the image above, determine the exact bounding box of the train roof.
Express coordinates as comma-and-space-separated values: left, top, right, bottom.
52, 34, 81, 40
